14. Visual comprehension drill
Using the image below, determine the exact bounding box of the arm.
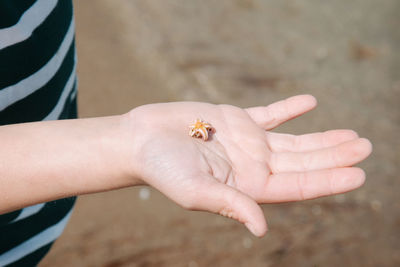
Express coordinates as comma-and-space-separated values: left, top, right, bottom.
0, 115, 139, 213
0, 95, 372, 236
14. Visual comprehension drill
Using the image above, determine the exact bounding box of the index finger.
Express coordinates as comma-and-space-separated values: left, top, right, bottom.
245, 95, 317, 130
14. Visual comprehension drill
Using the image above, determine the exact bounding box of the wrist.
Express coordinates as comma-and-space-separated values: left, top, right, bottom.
123, 104, 166, 186
99, 113, 145, 187
120, 107, 151, 186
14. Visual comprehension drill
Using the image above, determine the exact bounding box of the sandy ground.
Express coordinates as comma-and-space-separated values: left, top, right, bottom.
40, 0, 400, 266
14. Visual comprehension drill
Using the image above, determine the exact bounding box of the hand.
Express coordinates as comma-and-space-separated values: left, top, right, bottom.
126, 95, 372, 237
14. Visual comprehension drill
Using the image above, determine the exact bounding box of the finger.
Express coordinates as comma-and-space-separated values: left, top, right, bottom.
266, 129, 359, 152
260, 167, 365, 203
245, 94, 317, 130
270, 138, 372, 173
190, 175, 268, 237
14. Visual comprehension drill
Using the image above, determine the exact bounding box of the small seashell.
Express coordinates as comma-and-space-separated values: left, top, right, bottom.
188, 119, 213, 141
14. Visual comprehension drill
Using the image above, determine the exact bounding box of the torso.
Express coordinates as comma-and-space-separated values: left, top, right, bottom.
0, 1, 78, 265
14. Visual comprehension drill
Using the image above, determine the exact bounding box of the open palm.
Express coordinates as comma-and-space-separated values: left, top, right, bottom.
129, 95, 371, 236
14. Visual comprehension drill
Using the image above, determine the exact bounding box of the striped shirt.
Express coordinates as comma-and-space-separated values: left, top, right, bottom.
0, 0, 77, 265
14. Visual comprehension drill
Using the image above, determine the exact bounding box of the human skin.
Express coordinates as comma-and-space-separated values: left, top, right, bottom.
0, 95, 372, 236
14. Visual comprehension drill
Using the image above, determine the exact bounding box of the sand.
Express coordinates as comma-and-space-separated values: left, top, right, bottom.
40, 1, 400, 266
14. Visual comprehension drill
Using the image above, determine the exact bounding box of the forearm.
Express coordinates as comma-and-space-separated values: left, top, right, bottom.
0, 114, 138, 214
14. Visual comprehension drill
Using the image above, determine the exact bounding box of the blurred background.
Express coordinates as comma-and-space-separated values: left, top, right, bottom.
40, 0, 399, 266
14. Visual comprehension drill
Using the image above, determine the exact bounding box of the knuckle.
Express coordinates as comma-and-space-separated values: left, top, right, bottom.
283, 99, 292, 118
327, 170, 335, 195
296, 172, 308, 200
293, 135, 302, 150
332, 145, 341, 167
218, 206, 237, 220
180, 193, 199, 210
269, 153, 280, 173
346, 130, 359, 139
182, 199, 196, 210
301, 153, 313, 170
265, 106, 277, 124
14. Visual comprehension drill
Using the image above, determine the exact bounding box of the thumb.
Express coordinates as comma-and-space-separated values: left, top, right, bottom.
191, 175, 268, 237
